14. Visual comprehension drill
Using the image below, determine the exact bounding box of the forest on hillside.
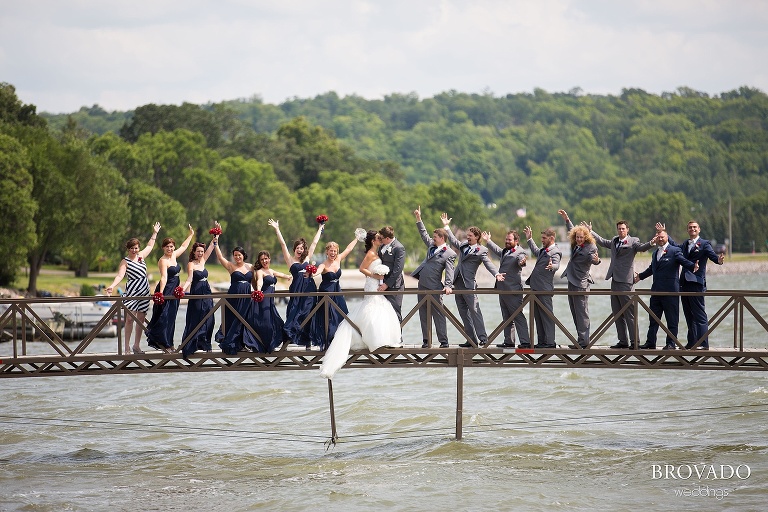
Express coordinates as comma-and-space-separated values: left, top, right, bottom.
3, 82, 767, 292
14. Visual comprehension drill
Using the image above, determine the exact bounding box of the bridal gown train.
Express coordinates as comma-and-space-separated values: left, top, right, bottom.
320, 259, 402, 379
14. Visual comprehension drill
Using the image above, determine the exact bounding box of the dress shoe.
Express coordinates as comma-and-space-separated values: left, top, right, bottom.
458, 342, 474, 348
496, 343, 515, 348
638, 343, 656, 349
439, 342, 449, 348
610, 342, 630, 349
478, 341, 487, 347
534, 343, 556, 349
686, 345, 709, 350
568, 344, 587, 349
663, 343, 677, 350
421, 342, 430, 349
517, 343, 531, 349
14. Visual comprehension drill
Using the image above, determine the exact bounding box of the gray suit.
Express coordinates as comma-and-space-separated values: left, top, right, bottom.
525, 239, 562, 346
487, 240, 529, 346
378, 238, 405, 323
592, 230, 652, 345
411, 221, 457, 346
445, 226, 499, 345
562, 221, 599, 347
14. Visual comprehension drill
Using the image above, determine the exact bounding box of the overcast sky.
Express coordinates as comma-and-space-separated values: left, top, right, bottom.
2, 0, 767, 114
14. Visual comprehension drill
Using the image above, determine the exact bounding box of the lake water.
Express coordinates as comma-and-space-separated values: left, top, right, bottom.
1, 274, 767, 511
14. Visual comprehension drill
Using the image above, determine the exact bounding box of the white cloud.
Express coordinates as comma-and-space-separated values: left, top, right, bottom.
1, 0, 766, 113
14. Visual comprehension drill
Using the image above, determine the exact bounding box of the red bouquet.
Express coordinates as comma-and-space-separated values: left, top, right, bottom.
152, 292, 165, 305
305, 264, 318, 276
173, 286, 185, 299
209, 226, 222, 236
251, 290, 264, 302
316, 214, 328, 225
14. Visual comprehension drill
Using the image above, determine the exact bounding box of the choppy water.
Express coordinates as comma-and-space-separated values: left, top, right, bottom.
1, 274, 767, 511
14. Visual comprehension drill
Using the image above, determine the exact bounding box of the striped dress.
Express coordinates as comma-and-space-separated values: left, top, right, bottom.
122, 257, 150, 312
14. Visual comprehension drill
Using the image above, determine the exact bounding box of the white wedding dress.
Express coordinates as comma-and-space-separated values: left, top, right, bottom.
320, 258, 402, 379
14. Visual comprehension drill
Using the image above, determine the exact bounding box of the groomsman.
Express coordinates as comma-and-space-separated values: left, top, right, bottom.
666, 220, 725, 349
411, 207, 457, 348
589, 219, 654, 349
635, 230, 697, 350
377, 226, 406, 323
441, 213, 505, 348
559, 210, 601, 349
483, 229, 530, 348
523, 225, 562, 348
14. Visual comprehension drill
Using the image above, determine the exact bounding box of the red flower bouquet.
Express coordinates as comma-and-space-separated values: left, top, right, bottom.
209, 226, 222, 236
251, 290, 264, 302
305, 264, 318, 276
173, 286, 185, 299
316, 214, 328, 225
152, 292, 165, 305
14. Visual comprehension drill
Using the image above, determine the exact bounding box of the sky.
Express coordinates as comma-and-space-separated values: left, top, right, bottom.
2, 0, 767, 114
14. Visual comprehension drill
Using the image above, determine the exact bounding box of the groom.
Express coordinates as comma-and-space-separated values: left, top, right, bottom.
377, 225, 406, 323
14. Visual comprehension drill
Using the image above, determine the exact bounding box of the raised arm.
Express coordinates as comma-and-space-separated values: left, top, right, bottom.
203, 236, 218, 261
268, 218, 293, 265
214, 242, 236, 274
138, 222, 161, 260
173, 224, 195, 259
337, 237, 359, 261
306, 223, 324, 262
440, 213, 461, 248
558, 209, 575, 231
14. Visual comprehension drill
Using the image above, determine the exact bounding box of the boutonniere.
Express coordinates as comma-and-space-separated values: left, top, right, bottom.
441, 246, 447, 253
662, 250, 667, 255
695, 242, 701, 249
473, 246, 480, 253
544, 247, 550, 253
137, 257, 143, 263
622, 240, 628, 245
510, 247, 516, 254
579, 244, 585, 249
385, 245, 393, 255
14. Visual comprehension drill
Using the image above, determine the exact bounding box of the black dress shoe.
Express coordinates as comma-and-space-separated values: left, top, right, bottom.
568, 344, 587, 349
439, 342, 449, 348
610, 342, 630, 349
534, 343, 556, 349
517, 343, 531, 349
421, 342, 430, 348
663, 343, 677, 350
479, 341, 487, 347
458, 343, 474, 348
496, 343, 515, 348
638, 343, 656, 349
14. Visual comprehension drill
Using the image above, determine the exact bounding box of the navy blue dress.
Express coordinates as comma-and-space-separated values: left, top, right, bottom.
215, 270, 257, 355
181, 269, 214, 357
310, 268, 348, 350
283, 262, 318, 347
146, 263, 181, 351
247, 274, 286, 353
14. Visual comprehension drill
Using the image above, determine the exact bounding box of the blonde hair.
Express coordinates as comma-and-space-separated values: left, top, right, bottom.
568, 225, 595, 246
325, 241, 339, 253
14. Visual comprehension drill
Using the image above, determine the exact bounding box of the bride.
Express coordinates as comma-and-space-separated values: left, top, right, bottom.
320, 230, 402, 379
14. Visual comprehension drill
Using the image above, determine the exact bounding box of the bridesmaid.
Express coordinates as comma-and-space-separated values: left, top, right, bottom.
268, 218, 323, 348
106, 222, 161, 354
248, 250, 292, 353
145, 224, 195, 353
309, 237, 359, 350
179, 235, 217, 357
213, 229, 258, 355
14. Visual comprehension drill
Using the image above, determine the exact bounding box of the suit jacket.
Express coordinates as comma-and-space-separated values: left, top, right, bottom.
378, 238, 405, 290
444, 226, 499, 289
591, 230, 653, 284
670, 237, 721, 286
525, 239, 562, 291
411, 221, 456, 289
562, 243, 599, 288
637, 245, 696, 292
486, 240, 526, 291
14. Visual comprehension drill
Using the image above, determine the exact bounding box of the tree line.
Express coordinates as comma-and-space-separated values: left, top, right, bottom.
3, 82, 767, 293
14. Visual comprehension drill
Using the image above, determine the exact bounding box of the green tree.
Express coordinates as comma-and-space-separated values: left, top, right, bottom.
0, 134, 37, 284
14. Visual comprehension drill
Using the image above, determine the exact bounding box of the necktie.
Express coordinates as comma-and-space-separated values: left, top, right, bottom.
615, 239, 621, 249
657, 249, 663, 261
429, 246, 436, 258
463, 245, 470, 256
